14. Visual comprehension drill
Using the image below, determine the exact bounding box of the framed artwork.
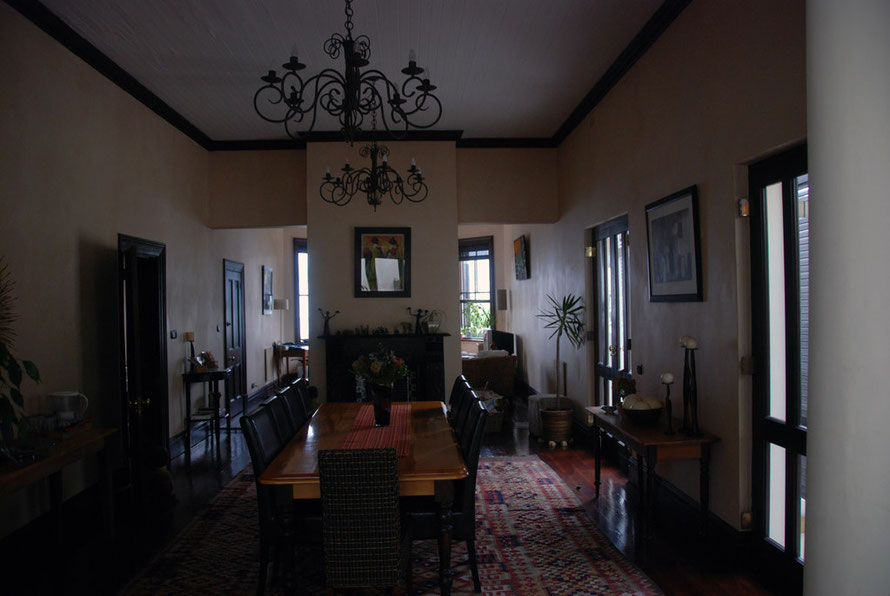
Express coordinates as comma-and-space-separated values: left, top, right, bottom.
513, 235, 530, 280
262, 265, 273, 314
354, 227, 411, 298
645, 185, 703, 302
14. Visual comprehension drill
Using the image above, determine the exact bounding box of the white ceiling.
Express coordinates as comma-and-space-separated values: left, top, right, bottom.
39, 0, 664, 142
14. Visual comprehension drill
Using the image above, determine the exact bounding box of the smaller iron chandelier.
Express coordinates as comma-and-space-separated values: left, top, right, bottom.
254, 0, 442, 144
320, 143, 428, 211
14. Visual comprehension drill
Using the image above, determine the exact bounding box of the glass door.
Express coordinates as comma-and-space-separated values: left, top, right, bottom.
592, 216, 631, 406
749, 145, 807, 588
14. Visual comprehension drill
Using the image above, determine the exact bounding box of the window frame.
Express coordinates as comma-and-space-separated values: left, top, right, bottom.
293, 238, 308, 344
458, 236, 495, 340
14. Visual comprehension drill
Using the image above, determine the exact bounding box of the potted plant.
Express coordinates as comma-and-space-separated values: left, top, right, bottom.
536, 293, 584, 446
0, 258, 40, 460
351, 344, 409, 426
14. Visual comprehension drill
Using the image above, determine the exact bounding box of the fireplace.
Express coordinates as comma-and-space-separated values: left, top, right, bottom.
322, 334, 448, 402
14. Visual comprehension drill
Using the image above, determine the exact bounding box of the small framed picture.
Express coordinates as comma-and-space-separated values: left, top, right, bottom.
513, 235, 530, 280
262, 265, 273, 315
644, 185, 703, 302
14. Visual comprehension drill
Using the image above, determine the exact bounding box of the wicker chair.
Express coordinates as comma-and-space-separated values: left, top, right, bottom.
241, 407, 321, 594
407, 400, 488, 592
318, 448, 409, 593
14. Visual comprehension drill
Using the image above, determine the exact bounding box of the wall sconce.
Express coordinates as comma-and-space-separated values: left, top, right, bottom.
273, 299, 289, 343
496, 289, 508, 311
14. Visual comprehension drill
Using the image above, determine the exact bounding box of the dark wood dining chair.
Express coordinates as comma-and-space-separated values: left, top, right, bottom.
407, 400, 488, 592
318, 448, 409, 594
454, 388, 481, 445
447, 375, 472, 424
280, 385, 309, 430
263, 394, 296, 444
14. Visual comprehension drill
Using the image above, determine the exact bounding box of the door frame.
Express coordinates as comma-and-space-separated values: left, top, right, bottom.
748, 143, 807, 586
117, 234, 169, 465
223, 259, 246, 409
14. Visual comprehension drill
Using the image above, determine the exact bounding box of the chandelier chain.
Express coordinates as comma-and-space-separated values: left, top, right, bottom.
344, 0, 353, 37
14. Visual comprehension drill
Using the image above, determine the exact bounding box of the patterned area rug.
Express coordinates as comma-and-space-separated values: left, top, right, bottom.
122, 456, 660, 595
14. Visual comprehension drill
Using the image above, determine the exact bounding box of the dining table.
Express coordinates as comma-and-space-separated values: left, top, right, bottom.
260, 400, 468, 594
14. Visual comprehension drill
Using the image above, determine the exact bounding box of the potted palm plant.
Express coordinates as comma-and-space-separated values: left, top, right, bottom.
537, 294, 584, 446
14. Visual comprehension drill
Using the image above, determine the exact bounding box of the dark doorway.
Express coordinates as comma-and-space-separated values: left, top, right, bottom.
117, 234, 169, 505
224, 260, 246, 412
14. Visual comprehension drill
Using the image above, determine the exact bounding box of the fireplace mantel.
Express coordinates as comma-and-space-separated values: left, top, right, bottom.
322, 334, 449, 403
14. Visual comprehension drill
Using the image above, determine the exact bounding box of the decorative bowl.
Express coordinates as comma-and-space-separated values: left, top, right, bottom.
619, 405, 663, 426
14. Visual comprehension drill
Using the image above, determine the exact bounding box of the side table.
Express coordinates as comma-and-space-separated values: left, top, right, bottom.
586, 406, 719, 560
182, 366, 235, 465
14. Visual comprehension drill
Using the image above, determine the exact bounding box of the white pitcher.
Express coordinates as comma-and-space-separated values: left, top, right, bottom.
49, 391, 89, 427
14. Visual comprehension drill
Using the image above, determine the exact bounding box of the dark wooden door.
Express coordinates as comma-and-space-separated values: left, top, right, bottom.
118, 234, 168, 504
224, 260, 246, 412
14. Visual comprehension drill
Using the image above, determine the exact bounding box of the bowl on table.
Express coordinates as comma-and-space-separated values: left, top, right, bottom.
618, 394, 663, 426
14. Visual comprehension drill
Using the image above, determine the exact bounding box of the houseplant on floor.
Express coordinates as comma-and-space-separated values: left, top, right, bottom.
537, 293, 584, 447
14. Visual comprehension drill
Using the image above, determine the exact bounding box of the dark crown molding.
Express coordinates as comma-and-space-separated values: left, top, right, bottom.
7, 0, 690, 152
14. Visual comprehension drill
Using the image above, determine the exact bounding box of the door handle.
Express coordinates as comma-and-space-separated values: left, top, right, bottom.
608, 345, 618, 356
128, 396, 151, 415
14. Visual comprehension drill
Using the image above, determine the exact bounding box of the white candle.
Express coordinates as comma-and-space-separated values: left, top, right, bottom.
660, 372, 674, 384
409, 49, 416, 63
685, 337, 698, 349
411, 157, 416, 167
325, 166, 330, 176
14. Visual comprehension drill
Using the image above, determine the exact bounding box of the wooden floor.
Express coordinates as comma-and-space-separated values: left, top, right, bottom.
1, 398, 787, 595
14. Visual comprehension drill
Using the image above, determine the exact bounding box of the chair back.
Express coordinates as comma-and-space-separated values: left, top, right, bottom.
241, 407, 285, 526
280, 385, 309, 429
455, 400, 488, 521
264, 394, 296, 443
455, 388, 480, 444
448, 375, 472, 422
294, 382, 316, 417
318, 448, 402, 589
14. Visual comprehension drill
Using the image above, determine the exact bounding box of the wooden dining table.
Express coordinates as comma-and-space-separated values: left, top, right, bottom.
260, 400, 468, 594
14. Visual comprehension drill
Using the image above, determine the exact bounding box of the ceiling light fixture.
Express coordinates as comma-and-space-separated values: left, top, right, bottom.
254, 0, 442, 144
320, 140, 427, 211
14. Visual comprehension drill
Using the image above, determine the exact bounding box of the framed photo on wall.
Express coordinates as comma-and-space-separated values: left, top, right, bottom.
262, 265, 273, 314
354, 227, 411, 298
514, 235, 530, 280
645, 185, 703, 301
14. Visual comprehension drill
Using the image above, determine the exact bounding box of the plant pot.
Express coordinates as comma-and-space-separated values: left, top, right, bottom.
540, 407, 572, 444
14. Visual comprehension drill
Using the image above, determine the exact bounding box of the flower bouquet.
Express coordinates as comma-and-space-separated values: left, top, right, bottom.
351, 345, 408, 426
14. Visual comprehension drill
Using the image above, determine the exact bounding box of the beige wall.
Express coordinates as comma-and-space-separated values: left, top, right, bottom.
457, 148, 558, 223
208, 150, 307, 228
508, 0, 806, 529
306, 141, 461, 401
0, 3, 291, 536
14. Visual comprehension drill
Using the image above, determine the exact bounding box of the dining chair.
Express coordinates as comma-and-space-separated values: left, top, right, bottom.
280, 385, 309, 430
406, 400, 488, 593
263, 394, 296, 444
454, 388, 481, 445
293, 381, 316, 418
318, 448, 409, 593
447, 375, 472, 425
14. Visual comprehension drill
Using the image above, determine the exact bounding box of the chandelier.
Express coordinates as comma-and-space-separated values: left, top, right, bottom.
320, 141, 428, 210
254, 0, 442, 144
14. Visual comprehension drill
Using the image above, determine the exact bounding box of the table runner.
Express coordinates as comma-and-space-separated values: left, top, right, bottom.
341, 403, 412, 456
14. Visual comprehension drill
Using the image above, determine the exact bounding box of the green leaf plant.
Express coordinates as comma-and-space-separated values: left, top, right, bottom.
536, 294, 584, 411
0, 341, 40, 444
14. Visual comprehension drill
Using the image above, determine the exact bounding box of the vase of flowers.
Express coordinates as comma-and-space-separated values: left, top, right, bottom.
351, 345, 409, 426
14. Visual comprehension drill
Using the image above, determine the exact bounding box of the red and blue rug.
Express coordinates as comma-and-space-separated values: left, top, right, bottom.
123, 456, 661, 595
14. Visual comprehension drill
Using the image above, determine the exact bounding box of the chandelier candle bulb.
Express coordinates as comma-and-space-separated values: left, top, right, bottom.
660, 372, 674, 385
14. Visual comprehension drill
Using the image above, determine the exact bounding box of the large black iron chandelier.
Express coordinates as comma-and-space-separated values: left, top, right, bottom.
254, 0, 442, 144
320, 139, 427, 210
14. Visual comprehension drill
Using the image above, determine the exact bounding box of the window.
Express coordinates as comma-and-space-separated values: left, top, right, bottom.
293, 238, 309, 343
459, 236, 494, 339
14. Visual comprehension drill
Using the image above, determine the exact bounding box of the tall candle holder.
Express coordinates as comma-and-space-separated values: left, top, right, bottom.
660, 372, 675, 435
680, 336, 700, 436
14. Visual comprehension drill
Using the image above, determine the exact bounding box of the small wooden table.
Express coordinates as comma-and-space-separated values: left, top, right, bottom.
586, 406, 719, 559
274, 343, 307, 385
182, 366, 235, 465
261, 401, 467, 594
0, 428, 116, 543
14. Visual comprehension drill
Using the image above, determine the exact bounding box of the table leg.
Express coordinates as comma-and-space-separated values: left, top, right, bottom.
210, 380, 221, 462
49, 470, 63, 545
185, 382, 192, 466
635, 450, 646, 561
700, 443, 711, 536
594, 425, 602, 499
439, 507, 454, 596
98, 444, 114, 542
645, 447, 658, 541
224, 373, 232, 433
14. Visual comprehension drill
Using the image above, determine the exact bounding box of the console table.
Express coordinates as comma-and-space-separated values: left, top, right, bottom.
274, 343, 308, 384
182, 366, 235, 465
586, 406, 719, 559
0, 428, 116, 544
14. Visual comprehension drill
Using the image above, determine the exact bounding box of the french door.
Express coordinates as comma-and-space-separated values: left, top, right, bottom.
592, 215, 631, 406
749, 145, 807, 587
